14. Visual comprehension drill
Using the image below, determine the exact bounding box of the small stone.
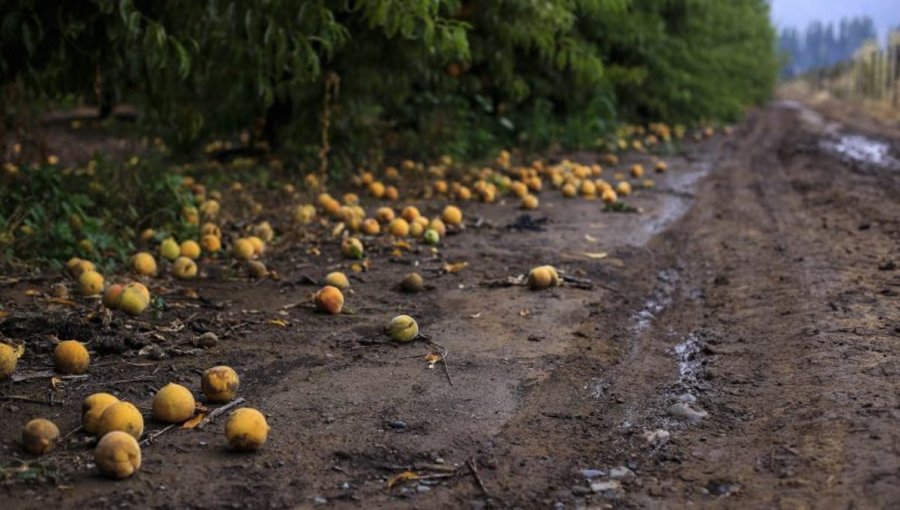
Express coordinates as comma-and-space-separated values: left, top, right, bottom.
590, 480, 622, 494
313, 496, 327, 505
416, 484, 431, 493
668, 402, 708, 422
580, 469, 605, 479
643, 429, 671, 445
610, 466, 635, 481
388, 420, 407, 430
194, 332, 219, 348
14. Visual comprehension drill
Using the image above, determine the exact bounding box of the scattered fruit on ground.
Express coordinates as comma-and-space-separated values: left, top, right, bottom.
341, 237, 364, 259
655, 160, 668, 172
200, 234, 221, 252
225, 408, 270, 451
97, 401, 144, 439
602, 187, 618, 204
131, 252, 157, 275
631, 164, 645, 178
389, 218, 410, 237
94, 431, 141, 479
442, 205, 463, 226
152, 383, 196, 423
66, 257, 95, 277
21, 419, 60, 455
528, 265, 560, 290
247, 261, 268, 279
293, 204, 316, 224
201, 366, 240, 403
54, 340, 90, 374
233, 238, 255, 260
387, 315, 419, 342
247, 236, 265, 256
172, 256, 198, 279
376, 207, 395, 223
78, 270, 104, 296
0, 343, 17, 380
400, 272, 424, 293
521, 194, 539, 210
324, 272, 350, 290
159, 238, 180, 261
253, 221, 274, 242
117, 284, 150, 315
423, 229, 440, 245
83, 393, 120, 434
179, 240, 201, 260
616, 181, 632, 196
315, 285, 344, 314
361, 218, 380, 235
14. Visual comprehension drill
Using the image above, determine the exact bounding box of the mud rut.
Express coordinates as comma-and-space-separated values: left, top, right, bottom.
1, 102, 899, 509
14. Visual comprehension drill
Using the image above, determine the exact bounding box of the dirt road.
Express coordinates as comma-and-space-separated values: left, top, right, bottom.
1, 100, 899, 509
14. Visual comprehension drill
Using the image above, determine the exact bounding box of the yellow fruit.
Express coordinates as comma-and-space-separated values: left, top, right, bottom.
361, 218, 380, 235
375, 207, 395, 223
131, 252, 157, 275
253, 222, 274, 242
139, 229, 156, 242
201, 366, 240, 403
200, 199, 220, 219
401, 206, 420, 222
179, 240, 201, 260
293, 204, 317, 225
247, 261, 269, 279
601, 187, 618, 204
200, 222, 221, 238
117, 286, 150, 316
510, 181, 528, 198
97, 401, 144, 440
94, 431, 141, 479
384, 185, 399, 201
314, 285, 344, 315
389, 218, 410, 238
78, 270, 104, 296
441, 205, 463, 226
83, 393, 120, 434
101, 284, 123, 309
0, 343, 17, 380
527, 266, 559, 290
200, 234, 221, 252
325, 272, 350, 290
562, 183, 577, 198
429, 218, 446, 236
322, 198, 341, 216
22, 419, 59, 455
409, 221, 424, 238
181, 205, 200, 225
152, 383, 196, 423
233, 238, 255, 260
400, 273, 424, 293
521, 194, 539, 210
55, 340, 89, 374
66, 257, 95, 278
172, 256, 198, 280
225, 407, 270, 451
368, 181, 385, 198
615, 181, 632, 196
387, 315, 419, 342
159, 238, 180, 261
247, 236, 265, 256
655, 161, 667, 173
341, 237, 364, 259
580, 181, 597, 197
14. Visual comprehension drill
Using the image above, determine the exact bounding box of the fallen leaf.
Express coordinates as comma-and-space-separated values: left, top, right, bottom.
581, 252, 608, 260
46, 297, 78, 306
0, 311, 9, 318
182, 413, 206, 429
268, 319, 288, 328
442, 261, 469, 273
387, 470, 419, 489
585, 234, 599, 243
50, 377, 63, 390
519, 309, 531, 317
307, 246, 321, 256
469, 312, 482, 319
24, 289, 40, 296
182, 288, 200, 299
331, 223, 345, 238
424, 352, 443, 369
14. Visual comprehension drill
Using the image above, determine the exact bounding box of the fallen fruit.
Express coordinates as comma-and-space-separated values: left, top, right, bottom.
293, 204, 316, 224
442, 205, 463, 226
521, 194, 539, 210
341, 237, 364, 259
97, 401, 144, 440
54, 340, 89, 374
66, 257, 95, 277
117, 285, 150, 315
315, 285, 344, 314
78, 270, 104, 296
423, 229, 440, 245
389, 218, 410, 237
375, 207, 395, 223
200, 234, 221, 252
400, 272, 424, 293
22, 419, 59, 455
615, 181, 632, 196
172, 256, 198, 280
179, 240, 201, 260
429, 218, 446, 236
247, 236, 266, 256
562, 183, 577, 198
631, 164, 644, 178
361, 218, 380, 235
527, 266, 560, 290
0, 343, 17, 380
94, 431, 141, 479
387, 315, 419, 342
83, 393, 120, 434
159, 238, 180, 261
201, 366, 240, 403
131, 252, 157, 276
655, 160, 668, 173
601, 187, 618, 204
401, 206, 420, 222
152, 383, 196, 423
324, 272, 350, 290
103, 284, 124, 309
247, 261, 269, 279
232, 238, 255, 261
225, 407, 270, 451
253, 221, 274, 242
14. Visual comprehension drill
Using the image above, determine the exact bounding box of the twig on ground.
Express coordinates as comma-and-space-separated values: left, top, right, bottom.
11, 371, 89, 383
0, 395, 63, 406
197, 398, 246, 429
468, 457, 490, 499
140, 424, 175, 446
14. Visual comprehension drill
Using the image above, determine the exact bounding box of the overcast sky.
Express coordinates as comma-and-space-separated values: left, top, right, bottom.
770, 0, 900, 41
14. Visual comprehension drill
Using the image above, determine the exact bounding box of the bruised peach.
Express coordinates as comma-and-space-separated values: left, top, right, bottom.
22, 419, 59, 455
131, 252, 157, 276
94, 431, 141, 479
314, 285, 344, 314
324, 272, 350, 290
55, 340, 89, 374
389, 218, 410, 238
441, 205, 463, 226
341, 237, 364, 259
225, 407, 269, 451
201, 366, 240, 403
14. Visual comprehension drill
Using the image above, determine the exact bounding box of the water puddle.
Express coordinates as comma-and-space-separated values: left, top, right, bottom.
820, 134, 900, 171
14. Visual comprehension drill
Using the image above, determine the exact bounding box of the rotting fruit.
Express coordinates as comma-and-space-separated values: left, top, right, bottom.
225, 407, 270, 451
54, 340, 90, 374
315, 285, 344, 315
387, 315, 419, 342
22, 419, 59, 455
201, 366, 240, 403
94, 431, 141, 479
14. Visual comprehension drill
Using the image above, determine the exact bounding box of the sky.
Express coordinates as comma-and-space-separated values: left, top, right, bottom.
770, 0, 900, 41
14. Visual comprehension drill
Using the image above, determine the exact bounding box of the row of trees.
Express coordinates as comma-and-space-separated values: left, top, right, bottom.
779, 17, 878, 78
2, 0, 779, 166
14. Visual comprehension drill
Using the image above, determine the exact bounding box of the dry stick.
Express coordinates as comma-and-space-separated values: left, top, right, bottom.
468, 457, 490, 499
422, 336, 453, 387
0, 395, 62, 405
140, 424, 175, 446
11, 371, 89, 383
196, 398, 246, 430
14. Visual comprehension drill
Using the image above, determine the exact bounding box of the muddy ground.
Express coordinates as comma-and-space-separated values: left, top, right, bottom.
1, 99, 899, 509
